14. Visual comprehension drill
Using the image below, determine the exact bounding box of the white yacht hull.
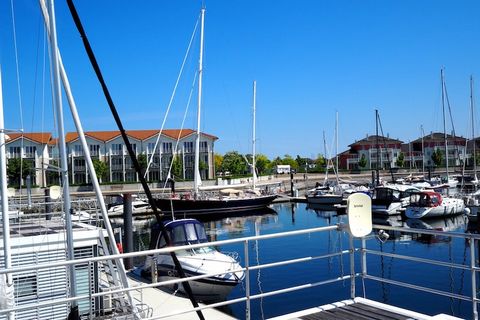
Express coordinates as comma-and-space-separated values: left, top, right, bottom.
405, 198, 465, 219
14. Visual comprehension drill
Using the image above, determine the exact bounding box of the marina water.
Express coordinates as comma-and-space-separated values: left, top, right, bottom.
131, 203, 474, 319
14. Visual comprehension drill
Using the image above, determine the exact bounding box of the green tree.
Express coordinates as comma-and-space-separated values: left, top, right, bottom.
46, 160, 60, 186
214, 153, 223, 175
92, 158, 109, 183
431, 148, 443, 167
221, 151, 247, 175
314, 154, 326, 171
171, 156, 183, 179
137, 154, 148, 177
358, 154, 367, 168
7, 158, 33, 187
281, 154, 299, 170
255, 154, 270, 175
395, 152, 405, 168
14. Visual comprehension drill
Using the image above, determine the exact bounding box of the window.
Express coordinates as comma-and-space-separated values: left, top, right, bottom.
148, 142, 156, 154
112, 144, 122, 155
74, 145, 83, 156
200, 141, 208, 152
25, 146, 36, 158
129, 143, 137, 154
89, 144, 100, 156
9, 146, 21, 158
162, 142, 172, 154
184, 141, 194, 153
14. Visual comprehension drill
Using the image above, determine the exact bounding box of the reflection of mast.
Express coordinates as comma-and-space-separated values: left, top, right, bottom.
254, 218, 265, 320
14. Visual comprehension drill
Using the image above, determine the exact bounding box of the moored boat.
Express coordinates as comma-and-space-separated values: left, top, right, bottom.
140, 218, 244, 301
372, 184, 420, 216
405, 190, 466, 219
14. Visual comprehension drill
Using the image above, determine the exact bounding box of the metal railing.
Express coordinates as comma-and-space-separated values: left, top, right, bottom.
0, 223, 478, 319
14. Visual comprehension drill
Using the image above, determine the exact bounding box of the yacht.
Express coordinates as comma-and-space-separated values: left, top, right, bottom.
139, 218, 244, 301
372, 184, 420, 216
405, 190, 466, 219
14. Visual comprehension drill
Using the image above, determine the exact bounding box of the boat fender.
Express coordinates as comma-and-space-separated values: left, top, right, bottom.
116, 242, 123, 253
465, 207, 471, 215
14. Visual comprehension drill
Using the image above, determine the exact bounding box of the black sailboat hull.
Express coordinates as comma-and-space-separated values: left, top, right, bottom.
155, 195, 277, 216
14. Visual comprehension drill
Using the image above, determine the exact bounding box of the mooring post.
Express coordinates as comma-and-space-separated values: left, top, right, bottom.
45, 188, 52, 220
290, 172, 294, 197
371, 171, 375, 186
123, 193, 133, 270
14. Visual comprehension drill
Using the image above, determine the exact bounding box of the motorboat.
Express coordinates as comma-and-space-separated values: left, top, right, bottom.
139, 218, 244, 301
305, 185, 343, 205
372, 184, 420, 216
405, 191, 466, 219
107, 196, 151, 215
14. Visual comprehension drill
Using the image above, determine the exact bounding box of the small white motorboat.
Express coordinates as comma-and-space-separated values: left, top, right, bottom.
140, 218, 244, 301
372, 184, 420, 216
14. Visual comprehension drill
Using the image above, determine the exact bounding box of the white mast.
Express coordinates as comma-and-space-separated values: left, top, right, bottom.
194, 8, 205, 197
252, 80, 257, 189
421, 125, 425, 176
0, 67, 15, 320
38, 1, 137, 312
471, 76, 477, 182
46, 0, 77, 304
441, 68, 449, 182
335, 111, 339, 183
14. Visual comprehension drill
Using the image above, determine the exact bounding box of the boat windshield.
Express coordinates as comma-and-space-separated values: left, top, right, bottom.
375, 188, 400, 201
409, 193, 440, 207
158, 221, 209, 248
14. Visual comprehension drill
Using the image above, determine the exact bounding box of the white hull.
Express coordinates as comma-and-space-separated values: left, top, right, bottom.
405, 198, 465, 219
372, 202, 402, 216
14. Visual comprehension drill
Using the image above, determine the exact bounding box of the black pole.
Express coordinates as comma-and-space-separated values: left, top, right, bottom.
45, 188, 52, 220
290, 172, 294, 197
65, 2, 204, 318
123, 193, 133, 270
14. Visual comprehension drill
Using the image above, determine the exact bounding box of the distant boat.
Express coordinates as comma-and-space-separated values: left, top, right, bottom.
305, 185, 343, 205
155, 12, 276, 216
140, 218, 244, 301
405, 190, 466, 219
372, 184, 420, 216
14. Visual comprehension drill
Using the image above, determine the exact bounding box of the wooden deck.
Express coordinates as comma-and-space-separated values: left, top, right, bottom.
269, 297, 463, 320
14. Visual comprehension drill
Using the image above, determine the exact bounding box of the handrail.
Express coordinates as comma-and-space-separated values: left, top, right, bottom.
0, 222, 477, 319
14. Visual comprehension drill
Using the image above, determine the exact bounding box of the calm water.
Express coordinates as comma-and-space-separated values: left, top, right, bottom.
132, 203, 476, 319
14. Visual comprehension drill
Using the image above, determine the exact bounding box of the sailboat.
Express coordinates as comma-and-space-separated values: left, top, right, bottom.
405, 69, 465, 219
154, 15, 276, 216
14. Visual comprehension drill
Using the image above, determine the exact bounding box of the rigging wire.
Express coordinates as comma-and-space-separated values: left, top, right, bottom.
144, 14, 200, 176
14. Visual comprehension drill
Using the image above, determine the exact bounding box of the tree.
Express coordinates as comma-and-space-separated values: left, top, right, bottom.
221, 151, 247, 175
431, 148, 443, 167
255, 154, 270, 175
358, 154, 367, 168
47, 160, 60, 186
395, 152, 405, 168
92, 158, 109, 183
7, 158, 33, 187
314, 154, 326, 171
171, 155, 183, 179
137, 154, 148, 177
214, 153, 223, 174
281, 154, 298, 170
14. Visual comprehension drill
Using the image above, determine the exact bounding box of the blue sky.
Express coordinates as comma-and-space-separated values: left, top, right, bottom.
1, 1, 480, 159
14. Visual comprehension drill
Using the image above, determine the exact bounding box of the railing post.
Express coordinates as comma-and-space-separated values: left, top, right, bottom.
244, 240, 250, 320
349, 234, 355, 299
361, 237, 367, 298
470, 237, 478, 320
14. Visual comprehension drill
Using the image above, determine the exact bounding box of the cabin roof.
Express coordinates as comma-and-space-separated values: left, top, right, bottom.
349, 135, 403, 147
6, 132, 52, 144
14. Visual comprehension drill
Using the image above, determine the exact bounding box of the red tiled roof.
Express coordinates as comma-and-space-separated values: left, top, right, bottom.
6, 132, 52, 144
65, 129, 218, 143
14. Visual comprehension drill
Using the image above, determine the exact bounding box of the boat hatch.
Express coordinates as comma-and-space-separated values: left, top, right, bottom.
410, 192, 442, 207
157, 220, 208, 248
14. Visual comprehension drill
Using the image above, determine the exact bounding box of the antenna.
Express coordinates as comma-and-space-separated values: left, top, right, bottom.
346, 193, 372, 237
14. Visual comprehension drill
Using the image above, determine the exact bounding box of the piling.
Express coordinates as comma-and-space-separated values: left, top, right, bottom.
44, 188, 52, 220
123, 193, 133, 270
290, 173, 294, 197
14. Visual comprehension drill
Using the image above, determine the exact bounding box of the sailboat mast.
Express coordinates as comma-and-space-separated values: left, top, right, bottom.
375, 109, 380, 185
252, 80, 257, 189
335, 111, 339, 182
441, 68, 449, 181
0, 67, 14, 320
471, 76, 477, 179
194, 8, 205, 197
47, 0, 77, 304
421, 125, 425, 175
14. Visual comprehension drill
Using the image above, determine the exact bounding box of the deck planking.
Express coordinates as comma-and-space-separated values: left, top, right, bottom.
299, 303, 412, 320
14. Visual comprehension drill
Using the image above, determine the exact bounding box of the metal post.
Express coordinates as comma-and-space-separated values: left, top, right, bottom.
244, 240, 250, 320
290, 172, 294, 197
45, 188, 52, 220
123, 193, 133, 270
349, 234, 355, 299
26, 174, 32, 209
470, 238, 478, 320
361, 238, 367, 298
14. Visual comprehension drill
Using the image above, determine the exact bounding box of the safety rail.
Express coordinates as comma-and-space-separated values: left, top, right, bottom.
0, 223, 478, 319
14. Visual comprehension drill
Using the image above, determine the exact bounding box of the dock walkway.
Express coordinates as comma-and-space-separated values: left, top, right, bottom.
269, 298, 462, 320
